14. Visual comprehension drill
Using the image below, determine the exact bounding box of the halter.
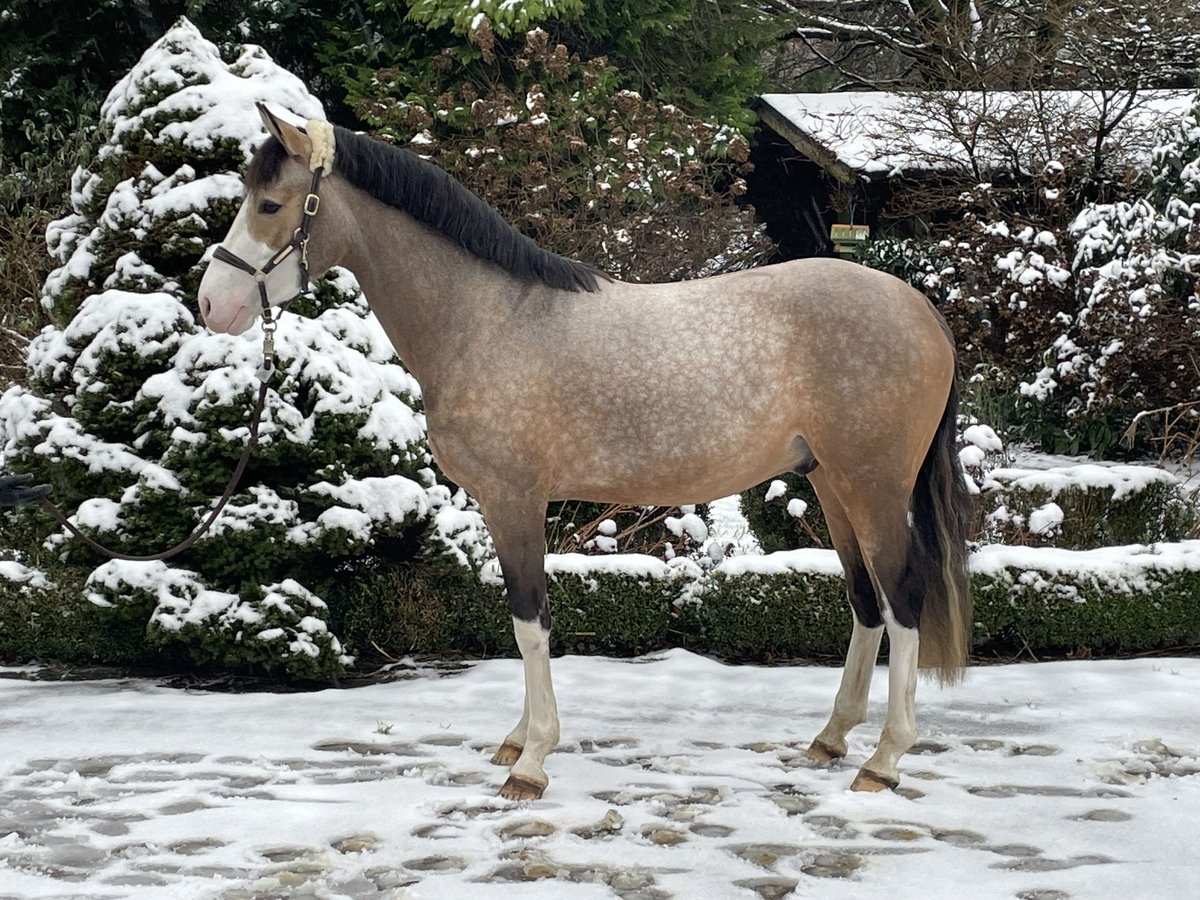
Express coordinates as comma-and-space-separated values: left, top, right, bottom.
210, 164, 324, 382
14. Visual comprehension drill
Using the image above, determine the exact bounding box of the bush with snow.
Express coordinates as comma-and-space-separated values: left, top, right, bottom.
0, 19, 484, 679
737, 473, 828, 554
357, 28, 772, 284
1031, 102, 1200, 453
864, 101, 1200, 458
978, 463, 1195, 550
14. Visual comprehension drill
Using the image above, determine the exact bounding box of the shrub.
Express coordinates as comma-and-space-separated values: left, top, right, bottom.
8, 539, 1199, 668
1013, 97, 1200, 456
979, 464, 1197, 549
355, 28, 773, 283
737, 475, 829, 553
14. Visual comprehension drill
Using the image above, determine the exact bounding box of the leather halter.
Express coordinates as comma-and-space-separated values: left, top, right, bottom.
210, 166, 325, 380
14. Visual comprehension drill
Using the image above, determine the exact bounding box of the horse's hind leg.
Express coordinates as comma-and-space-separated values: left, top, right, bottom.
842, 490, 923, 792
484, 496, 560, 800
805, 470, 884, 763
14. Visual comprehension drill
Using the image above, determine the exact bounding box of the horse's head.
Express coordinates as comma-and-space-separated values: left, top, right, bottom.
198, 104, 345, 334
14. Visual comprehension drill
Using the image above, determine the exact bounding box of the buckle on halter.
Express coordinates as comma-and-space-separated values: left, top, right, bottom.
303, 193, 320, 216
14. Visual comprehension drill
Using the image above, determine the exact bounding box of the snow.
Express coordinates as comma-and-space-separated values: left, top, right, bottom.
1026, 502, 1065, 537
705, 494, 762, 556
983, 463, 1179, 500
0, 651, 1197, 897
971, 540, 1200, 591
308, 476, 431, 530
760, 91, 1195, 178
0, 561, 53, 591
99, 19, 322, 163
86, 560, 239, 626
482, 553, 703, 588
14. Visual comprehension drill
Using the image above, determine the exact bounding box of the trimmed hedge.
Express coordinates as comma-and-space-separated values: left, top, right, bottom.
7, 543, 1197, 672
979, 465, 1196, 549
740, 464, 1197, 554
338, 543, 1200, 663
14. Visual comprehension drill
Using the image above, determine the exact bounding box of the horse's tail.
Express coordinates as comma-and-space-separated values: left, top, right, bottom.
911, 371, 974, 685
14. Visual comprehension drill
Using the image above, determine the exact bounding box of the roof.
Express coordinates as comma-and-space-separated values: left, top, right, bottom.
758, 90, 1196, 183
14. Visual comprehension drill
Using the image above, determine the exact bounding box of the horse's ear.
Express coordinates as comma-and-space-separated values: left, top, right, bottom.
256, 102, 312, 162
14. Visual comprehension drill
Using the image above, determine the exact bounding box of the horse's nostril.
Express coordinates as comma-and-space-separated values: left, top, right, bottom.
199, 295, 212, 321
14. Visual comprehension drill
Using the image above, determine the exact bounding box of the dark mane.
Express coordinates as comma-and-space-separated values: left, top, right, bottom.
246, 129, 601, 293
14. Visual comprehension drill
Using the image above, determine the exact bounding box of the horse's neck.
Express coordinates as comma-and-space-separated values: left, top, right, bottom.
340, 191, 524, 386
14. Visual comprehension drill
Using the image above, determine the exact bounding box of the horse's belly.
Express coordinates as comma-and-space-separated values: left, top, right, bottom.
550, 412, 802, 505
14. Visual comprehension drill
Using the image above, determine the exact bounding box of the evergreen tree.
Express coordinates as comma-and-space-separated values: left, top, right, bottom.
362, 0, 793, 130
0, 19, 479, 677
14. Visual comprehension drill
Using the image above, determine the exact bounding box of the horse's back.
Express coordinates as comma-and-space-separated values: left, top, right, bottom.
527, 257, 955, 504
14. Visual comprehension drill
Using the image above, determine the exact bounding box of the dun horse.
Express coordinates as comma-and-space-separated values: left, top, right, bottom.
199, 106, 972, 800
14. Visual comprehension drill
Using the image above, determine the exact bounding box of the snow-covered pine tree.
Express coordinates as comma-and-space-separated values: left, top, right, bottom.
0, 18, 485, 678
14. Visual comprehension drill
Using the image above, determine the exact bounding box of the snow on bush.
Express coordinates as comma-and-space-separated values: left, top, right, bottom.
978, 463, 1194, 549
360, 27, 771, 284
0, 19, 475, 678
1042, 104, 1200, 446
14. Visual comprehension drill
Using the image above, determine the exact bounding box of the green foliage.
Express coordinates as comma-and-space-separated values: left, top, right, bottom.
738, 475, 829, 553
978, 476, 1198, 549
0, 565, 165, 667
390, 1, 790, 128
409, 0, 586, 39
856, 237, 953, 294
145, 578, 353, 681
972, 568, 1200, 658
331, 553, 685, 659
0, 22, 435, 681
356, 29, 771, 282
0, 108, 97, 389
690, 569, 850, 662
15, 546, 1196, 669
554, 1, 792, 128
0, 1, 371, 163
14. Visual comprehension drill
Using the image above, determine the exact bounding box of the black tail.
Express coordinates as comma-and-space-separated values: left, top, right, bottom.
910, 373, 974, 684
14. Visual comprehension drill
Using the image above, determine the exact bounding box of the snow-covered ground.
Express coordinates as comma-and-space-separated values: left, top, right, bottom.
1, 651, 1197, 899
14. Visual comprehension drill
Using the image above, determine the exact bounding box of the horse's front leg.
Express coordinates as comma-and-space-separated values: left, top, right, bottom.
485, 498, 559, 800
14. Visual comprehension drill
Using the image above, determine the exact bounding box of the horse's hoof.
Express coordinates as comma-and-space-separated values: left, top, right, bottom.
499, 774, 547, 801
850, 768, 898, 792
490, 741, 523, 767
805, 738, 846, 763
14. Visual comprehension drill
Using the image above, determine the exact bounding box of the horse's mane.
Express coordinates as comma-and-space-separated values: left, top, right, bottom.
245, 127, 601, 293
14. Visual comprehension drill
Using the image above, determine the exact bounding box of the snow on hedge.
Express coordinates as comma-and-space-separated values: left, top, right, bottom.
100, 19, 321, 161
983, 463, 1181, 500
972, 541, 1200, 595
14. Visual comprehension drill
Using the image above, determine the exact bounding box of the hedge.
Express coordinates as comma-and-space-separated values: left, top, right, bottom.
4, 542, 1198, 674
739, 463, 1197, 554
978, 464, 1196, 549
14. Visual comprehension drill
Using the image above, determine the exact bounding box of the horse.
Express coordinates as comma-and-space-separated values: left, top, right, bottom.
198, 104, 973, 801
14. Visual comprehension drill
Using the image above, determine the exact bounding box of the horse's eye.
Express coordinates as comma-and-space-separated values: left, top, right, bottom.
258, 200, 282, 215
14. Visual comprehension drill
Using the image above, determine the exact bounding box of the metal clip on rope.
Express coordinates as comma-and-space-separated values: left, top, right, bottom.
256, 311, 278, 384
